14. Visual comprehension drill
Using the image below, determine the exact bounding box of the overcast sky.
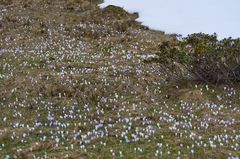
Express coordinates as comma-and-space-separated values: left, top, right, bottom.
100, 0, 240, 39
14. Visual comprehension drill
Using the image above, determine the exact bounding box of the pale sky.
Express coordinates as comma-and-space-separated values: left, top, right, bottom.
100, 0, 240, 39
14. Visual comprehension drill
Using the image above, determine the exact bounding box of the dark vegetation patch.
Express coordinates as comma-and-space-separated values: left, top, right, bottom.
146, 33, 240, 85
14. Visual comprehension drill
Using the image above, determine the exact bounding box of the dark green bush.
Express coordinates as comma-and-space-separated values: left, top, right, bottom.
147, 33, 240, 84
115, 22, 128, 32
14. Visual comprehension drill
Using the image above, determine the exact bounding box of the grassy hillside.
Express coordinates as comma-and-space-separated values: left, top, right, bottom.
0, 0, 240, 158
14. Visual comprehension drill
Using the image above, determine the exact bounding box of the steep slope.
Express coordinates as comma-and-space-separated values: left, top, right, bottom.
0, 1, 239, 159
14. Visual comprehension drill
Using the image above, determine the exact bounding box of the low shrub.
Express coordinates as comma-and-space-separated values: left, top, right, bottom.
147, 33, 240, 84
115, 22, 128, 32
